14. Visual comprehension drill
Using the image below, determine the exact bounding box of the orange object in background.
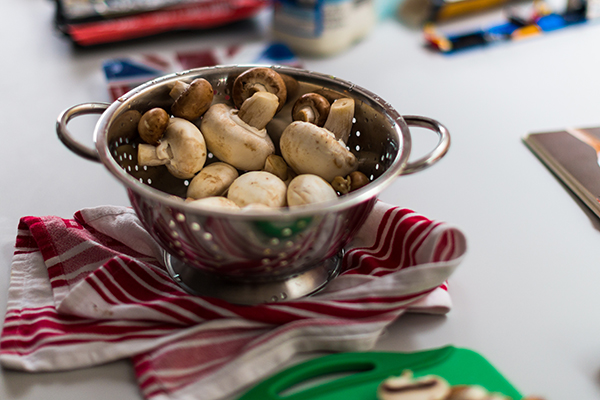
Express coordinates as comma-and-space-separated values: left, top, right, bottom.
399, 0, 528, 27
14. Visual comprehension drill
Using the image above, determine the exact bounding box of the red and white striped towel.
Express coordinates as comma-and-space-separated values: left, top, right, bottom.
0, 202, 466, 400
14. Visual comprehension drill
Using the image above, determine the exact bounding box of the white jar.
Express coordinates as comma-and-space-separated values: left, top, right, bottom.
272, 0, 376, 57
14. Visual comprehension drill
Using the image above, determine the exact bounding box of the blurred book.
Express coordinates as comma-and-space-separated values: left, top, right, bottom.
54, 0, 270, 46
524, 127, 600, 218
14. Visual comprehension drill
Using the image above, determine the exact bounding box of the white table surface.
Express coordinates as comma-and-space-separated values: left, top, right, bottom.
3, 1, 600, 399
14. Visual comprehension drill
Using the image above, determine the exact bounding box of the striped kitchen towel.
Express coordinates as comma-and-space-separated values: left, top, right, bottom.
0, 202, 466, 400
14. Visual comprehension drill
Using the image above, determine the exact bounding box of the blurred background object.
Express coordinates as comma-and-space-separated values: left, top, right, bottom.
54, 0, 270, 46
271, 0, 377, 57
399, 0, 533, 27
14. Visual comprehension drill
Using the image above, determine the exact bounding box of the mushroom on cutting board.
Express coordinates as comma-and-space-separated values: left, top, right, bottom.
186, 162, 239, 199
279, 121, 358, 182
227, 171, 287, 208
287, 174, 338, 207
169, 78, 214, 121
137, 117, 207, 179
200, 92, 278, 171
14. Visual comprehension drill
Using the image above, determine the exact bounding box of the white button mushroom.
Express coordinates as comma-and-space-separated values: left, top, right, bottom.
279, 121, 358, 182
227, 171, 287, 208
200, 101, 277, 171
186, 162, 239, 200
137, 117, 207, 179
287, 174, 338, 207
187, 196, 240, 211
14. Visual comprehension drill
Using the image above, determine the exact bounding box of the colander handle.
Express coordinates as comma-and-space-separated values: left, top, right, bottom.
56, 102, 110, 162
400, 115, 451, 175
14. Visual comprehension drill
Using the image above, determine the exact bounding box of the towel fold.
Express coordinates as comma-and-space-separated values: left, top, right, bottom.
0, 201, 466, 400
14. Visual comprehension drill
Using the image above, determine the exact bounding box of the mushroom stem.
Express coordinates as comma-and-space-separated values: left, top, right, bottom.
138, 143, 169, 166
323, 98, 355, 143
237, 92, 280, 130
169, 81, 189, 99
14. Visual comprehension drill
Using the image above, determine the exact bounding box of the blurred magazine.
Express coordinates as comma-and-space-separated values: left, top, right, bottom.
54, 0, 269, 46
524, 126, 600, 218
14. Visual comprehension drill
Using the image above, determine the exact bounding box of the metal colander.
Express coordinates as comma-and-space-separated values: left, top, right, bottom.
57, 65, 450, 305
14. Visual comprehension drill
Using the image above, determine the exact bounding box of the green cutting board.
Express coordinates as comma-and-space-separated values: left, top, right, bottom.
238, 346, 523, 400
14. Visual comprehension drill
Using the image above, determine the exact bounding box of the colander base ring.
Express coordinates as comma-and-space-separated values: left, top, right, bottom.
164, 252, 343, 305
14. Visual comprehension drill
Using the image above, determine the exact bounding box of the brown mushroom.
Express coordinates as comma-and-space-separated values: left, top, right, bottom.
137, 117, 207, 179
138, 108, 169, 145
231, 67, 287, 112
349, 171, 369, 191
332, 171, 370, 194
292, 93, 330, 127
170, 78, 214, 121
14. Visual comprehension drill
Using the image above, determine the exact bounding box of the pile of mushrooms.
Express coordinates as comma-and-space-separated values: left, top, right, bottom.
135, 67, 370, 212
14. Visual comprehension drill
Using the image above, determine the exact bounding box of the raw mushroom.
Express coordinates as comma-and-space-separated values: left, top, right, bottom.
227, 171, 287, 208
263, 154, 293, 183
187, 196, 240, 211
186, 162, 239, 199
138, 107, 169, 145
287, 174, 338, 207
331, 171, 370, 194
376, 370, 450, 400
279, 121, 358, 182
323, 98, 355, 143
231, 67, 287, 112
137, 117, 207, 179
200, 93, 278, 171
292, 93, 330, 127
446, 385, 495, 400
169, 78, 214, 121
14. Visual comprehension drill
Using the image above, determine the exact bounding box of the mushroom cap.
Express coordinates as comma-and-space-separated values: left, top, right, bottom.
138, 107, 169, 145
377, 371, 450, 400
287, 174, 338, 207
161, 117, 207, 179
171, 78, 214, 121
292, 93, 330, 127
200, 103, 275, 171
227, 171, 287, 208
231, 67, 287, 112
348, 170, 370, 191
186, 162, 239, 199
280, 121, 358, 182
187, 196, 240, 211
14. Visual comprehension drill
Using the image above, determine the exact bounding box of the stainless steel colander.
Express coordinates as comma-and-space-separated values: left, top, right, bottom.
56, 65, 450, 305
